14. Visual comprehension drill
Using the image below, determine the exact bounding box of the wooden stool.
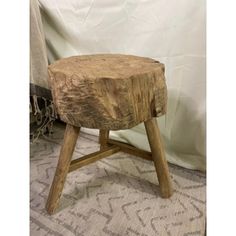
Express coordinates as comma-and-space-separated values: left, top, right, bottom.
46, 54, 173, 215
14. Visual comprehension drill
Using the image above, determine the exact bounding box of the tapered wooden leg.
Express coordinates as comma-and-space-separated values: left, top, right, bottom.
99, 129, 109, 150
144, 118, 173, 198
46, 124, 80, 214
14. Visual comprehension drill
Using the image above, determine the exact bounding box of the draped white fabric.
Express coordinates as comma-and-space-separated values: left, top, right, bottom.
31, 0, 48, 89
39, 0, 206, 171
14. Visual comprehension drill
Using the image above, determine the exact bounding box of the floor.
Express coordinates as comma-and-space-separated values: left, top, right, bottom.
30, 122, 206, 236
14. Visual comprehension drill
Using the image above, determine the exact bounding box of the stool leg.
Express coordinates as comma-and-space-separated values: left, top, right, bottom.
144, 118, 173, 198
99, 129, 109, 150
46, 124, 80, 214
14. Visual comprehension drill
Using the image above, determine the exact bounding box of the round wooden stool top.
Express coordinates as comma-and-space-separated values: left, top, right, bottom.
48, 54, 167, 130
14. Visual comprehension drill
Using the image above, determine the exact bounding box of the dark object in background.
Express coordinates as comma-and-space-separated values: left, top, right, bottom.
30, 84, 57, 141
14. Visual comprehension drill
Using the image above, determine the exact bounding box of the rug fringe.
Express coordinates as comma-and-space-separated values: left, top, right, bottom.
30, 95, 57, 142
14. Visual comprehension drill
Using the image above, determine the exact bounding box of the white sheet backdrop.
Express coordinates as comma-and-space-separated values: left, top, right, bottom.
39, 0, 206, 171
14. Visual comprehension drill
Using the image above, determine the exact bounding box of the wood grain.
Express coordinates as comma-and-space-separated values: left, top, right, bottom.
48, 54, 167, 130
144, 118, 173, 198
46, 124, 80, 215
99, 130, 110, 150
107, 139, 152, 161
69, 145, 120, 172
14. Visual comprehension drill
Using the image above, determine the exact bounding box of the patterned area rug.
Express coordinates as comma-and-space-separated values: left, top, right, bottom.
30, 122, 206, 236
